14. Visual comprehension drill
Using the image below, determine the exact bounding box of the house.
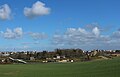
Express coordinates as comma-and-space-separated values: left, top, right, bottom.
111, 53, 120, 57
30, 57, 35, 60
57, 56, 60, 59
58, 60, 67, 63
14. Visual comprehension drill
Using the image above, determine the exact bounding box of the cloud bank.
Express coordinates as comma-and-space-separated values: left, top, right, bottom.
0, 25, 120, 50
52, 27, 120, 50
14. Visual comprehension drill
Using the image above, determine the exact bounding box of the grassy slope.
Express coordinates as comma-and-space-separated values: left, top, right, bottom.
0, 58, 120, 77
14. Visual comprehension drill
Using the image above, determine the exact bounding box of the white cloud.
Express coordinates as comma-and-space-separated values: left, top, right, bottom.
14, 27, 23, 37
0, 4, 11, 20
52, 26, 120, 50
1, 27, 23, 39
0, 27, 47, 40
24, 1, 50, 18
92, 27, 100, 37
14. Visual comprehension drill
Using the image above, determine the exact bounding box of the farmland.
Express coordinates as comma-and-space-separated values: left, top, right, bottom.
0, 58, 119, 77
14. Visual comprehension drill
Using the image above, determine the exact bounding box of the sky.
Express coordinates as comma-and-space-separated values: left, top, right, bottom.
0, 0, 120, 51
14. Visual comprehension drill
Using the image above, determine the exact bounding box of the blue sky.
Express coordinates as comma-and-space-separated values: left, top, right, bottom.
0, 0, 120, 51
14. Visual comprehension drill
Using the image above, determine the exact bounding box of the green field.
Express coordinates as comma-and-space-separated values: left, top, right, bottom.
0, 58, 120, 77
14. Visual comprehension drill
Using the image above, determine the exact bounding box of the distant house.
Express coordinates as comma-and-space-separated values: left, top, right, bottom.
30, 57, 35, 60
58, 60, 67, 63
61, 55, 66, 58
111, 53, 120, 57
1, 52, 10, 57
90, 50, 98, 56
57, 56, 60, 59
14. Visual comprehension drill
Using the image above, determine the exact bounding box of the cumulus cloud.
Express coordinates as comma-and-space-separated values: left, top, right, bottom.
1, 27, 23, 39
52, 26, 120, 50
0, 27, 47, 40
0, 4, 11, 20
24, 1, 50, 18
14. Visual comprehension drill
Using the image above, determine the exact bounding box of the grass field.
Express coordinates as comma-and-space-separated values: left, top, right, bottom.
0, 58, 120, 77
